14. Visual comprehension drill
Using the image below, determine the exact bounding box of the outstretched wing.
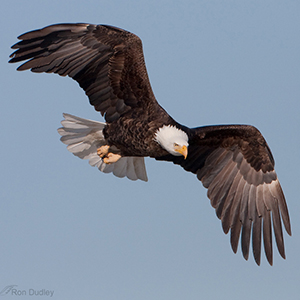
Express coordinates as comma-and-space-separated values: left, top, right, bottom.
157, 124, 291, 265
9, 23, 156, 122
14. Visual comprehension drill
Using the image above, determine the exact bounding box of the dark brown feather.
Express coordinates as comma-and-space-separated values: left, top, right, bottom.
9, 23, 157, 123
157, 124, 291, 265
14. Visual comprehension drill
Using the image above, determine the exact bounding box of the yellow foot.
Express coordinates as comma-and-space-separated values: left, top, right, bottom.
103, 153, 122, 164
97, 145, 110, 158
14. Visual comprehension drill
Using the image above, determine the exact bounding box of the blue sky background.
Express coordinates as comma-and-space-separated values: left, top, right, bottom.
1, 1, 300, 299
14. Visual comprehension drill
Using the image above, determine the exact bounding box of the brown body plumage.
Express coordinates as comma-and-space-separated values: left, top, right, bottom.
9, 23, 291, 265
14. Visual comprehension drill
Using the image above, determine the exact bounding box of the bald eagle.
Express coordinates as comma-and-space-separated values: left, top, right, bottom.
9, 23, 291, 265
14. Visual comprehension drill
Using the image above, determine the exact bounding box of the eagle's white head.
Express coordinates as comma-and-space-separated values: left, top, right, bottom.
154, 125, 189, 158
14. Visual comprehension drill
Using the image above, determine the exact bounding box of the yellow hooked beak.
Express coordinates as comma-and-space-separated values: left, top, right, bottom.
174, 144, 188, 159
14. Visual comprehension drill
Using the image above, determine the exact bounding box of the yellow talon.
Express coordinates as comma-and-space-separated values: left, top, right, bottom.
103, 153, 122, 164
97, 145, 110, 158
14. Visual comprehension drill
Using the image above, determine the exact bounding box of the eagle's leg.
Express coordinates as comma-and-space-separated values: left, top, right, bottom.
97, 145, 110, 158
103, 153, 122, 164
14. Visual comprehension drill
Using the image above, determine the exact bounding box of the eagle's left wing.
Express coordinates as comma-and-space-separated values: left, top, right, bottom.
156, 124, 291, 265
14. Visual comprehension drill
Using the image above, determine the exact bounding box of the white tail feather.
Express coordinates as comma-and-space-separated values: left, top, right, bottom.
57, 113, 148, 181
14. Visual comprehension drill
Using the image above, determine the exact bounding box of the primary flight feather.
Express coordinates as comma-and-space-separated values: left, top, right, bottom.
9, 23, 291, 265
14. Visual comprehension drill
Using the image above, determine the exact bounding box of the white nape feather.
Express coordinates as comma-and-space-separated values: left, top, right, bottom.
57, 113, 148, 181
154, 125, 189, 156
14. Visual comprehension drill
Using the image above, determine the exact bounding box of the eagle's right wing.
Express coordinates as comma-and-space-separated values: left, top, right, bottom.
9, 23, 158, 123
